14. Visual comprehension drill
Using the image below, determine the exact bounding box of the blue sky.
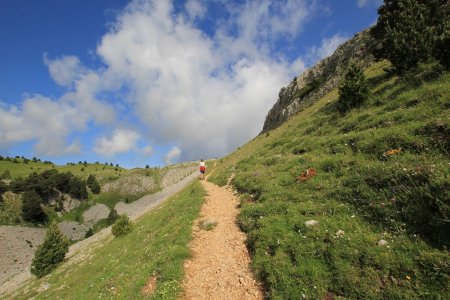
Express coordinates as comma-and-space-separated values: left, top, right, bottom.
0, 0, 381, 168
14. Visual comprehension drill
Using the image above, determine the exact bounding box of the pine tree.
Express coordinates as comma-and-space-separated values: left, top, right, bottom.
372, 0, 449, 73
87, 174, 101, 194
31, 222, 69, 278
428, 0, 450, 69
21, 190, 47, 223
337, 62, 369, 114
112, 214, 132, 237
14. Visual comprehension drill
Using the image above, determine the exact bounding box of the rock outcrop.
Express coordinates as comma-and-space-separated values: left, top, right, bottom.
262, 29, 377, 132
102, 175, 157, 195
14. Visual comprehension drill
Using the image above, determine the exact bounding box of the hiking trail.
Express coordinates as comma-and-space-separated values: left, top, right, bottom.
181, 179, 263, 299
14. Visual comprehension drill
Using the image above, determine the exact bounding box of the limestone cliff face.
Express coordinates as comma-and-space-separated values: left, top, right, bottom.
262, 29, 376, 132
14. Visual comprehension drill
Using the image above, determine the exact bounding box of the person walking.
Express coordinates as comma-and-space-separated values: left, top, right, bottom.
199, 159, 206, 180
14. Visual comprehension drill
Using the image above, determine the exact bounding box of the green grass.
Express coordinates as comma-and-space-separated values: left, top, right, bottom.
10, 181, 205, 300
0, 162, 191, 227
209, 61, 450, 298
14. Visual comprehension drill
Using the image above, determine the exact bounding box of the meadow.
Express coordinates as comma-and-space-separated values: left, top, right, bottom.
209, 60, 449, 298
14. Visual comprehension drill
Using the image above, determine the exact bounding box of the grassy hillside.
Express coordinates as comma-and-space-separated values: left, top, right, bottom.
0, 159, 195, 230
7, 181, 205, 300
209, 60, 449, 298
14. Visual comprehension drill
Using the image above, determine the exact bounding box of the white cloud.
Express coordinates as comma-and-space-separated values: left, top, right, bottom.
43, 54, 84, 87
0, 95, 85, 154
0, 0, 327, 163
94, 129, 141, 156
185, 0, 206, 20
94, 0, 315, 161
164, 146, 181, 165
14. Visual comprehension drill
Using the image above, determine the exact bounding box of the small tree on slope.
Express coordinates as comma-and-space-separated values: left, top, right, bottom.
31, 222, 69, 278
21, 190, 47, 223
87, 174, 101, 194
337, 62, 369, 114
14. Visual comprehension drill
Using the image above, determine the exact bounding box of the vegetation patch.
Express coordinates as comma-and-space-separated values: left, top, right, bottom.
11, 181, 205, 299
211, 61, 449, 298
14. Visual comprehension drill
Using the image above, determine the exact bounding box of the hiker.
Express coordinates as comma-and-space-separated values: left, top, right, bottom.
199, 159, 206, 180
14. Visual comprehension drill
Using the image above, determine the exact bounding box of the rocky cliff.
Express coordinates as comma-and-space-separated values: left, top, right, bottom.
262, 29, 376, 132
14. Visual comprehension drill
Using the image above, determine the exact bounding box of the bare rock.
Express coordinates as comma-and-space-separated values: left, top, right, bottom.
336, 230, 345, 237
83, 204, 110, 225
102, 175, 156, 195
58, 221, 89, 241
377, 239, 389, 246
305, 220, 319, 227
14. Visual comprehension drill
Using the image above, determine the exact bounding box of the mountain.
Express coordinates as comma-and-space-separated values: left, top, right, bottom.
263, 29, 377, 132
209, 49, 449, 298
3, 24, 449, 299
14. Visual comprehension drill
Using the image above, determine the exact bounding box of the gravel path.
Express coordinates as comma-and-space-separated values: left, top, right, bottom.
181, 180, 263, 299
0, 171, 197, 297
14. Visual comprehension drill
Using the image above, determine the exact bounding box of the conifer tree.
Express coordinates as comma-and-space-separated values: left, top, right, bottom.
372, 0, 434, 74
21, 190, 47, 223
337, 62, 369, 114
31, 222, 69, 278
112, 214, 132, 237
87, 174, 101, 194
0, 181, 7, 202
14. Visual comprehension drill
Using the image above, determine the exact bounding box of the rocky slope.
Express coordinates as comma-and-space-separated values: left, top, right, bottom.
262, 29, 376, 132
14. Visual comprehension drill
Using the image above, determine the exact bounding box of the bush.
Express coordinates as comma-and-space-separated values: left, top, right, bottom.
0, 170, 11, 179
31, 222, 69, 278
0, 181, 7, 202
21, 190, 47, 223
87, 175, 101, 194
84, 228, 94, 238
108, 209, 118, 225
337, 63, 369, 113
112, 214, 132, 237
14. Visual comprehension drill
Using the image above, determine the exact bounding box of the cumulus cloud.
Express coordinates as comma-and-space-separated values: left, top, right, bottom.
1, 0, 347, 164
0, 94, 83, 155
185, 0, 207, 20
94, 129, 141, 156
164, 146, 181, 165
43, 54, 84, 87
95, 0, 315, 162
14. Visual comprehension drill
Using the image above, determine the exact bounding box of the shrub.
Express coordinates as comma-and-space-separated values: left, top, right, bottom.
31, 222, 69, 278
0, 170, 11, 179
21, 190, 47, 223
84, 228, 94, 238
0, 181, 7, 202
108, 209, 118, 225
337, 63, 369, 113
87, 175, 101, 194
112, 214, 132, 237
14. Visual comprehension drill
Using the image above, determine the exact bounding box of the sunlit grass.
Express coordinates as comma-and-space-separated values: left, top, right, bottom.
209, 61, 450, 298
10, 181, 205, 300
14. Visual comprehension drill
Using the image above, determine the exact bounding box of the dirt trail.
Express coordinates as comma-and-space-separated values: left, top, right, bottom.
181, 180, 263, 299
